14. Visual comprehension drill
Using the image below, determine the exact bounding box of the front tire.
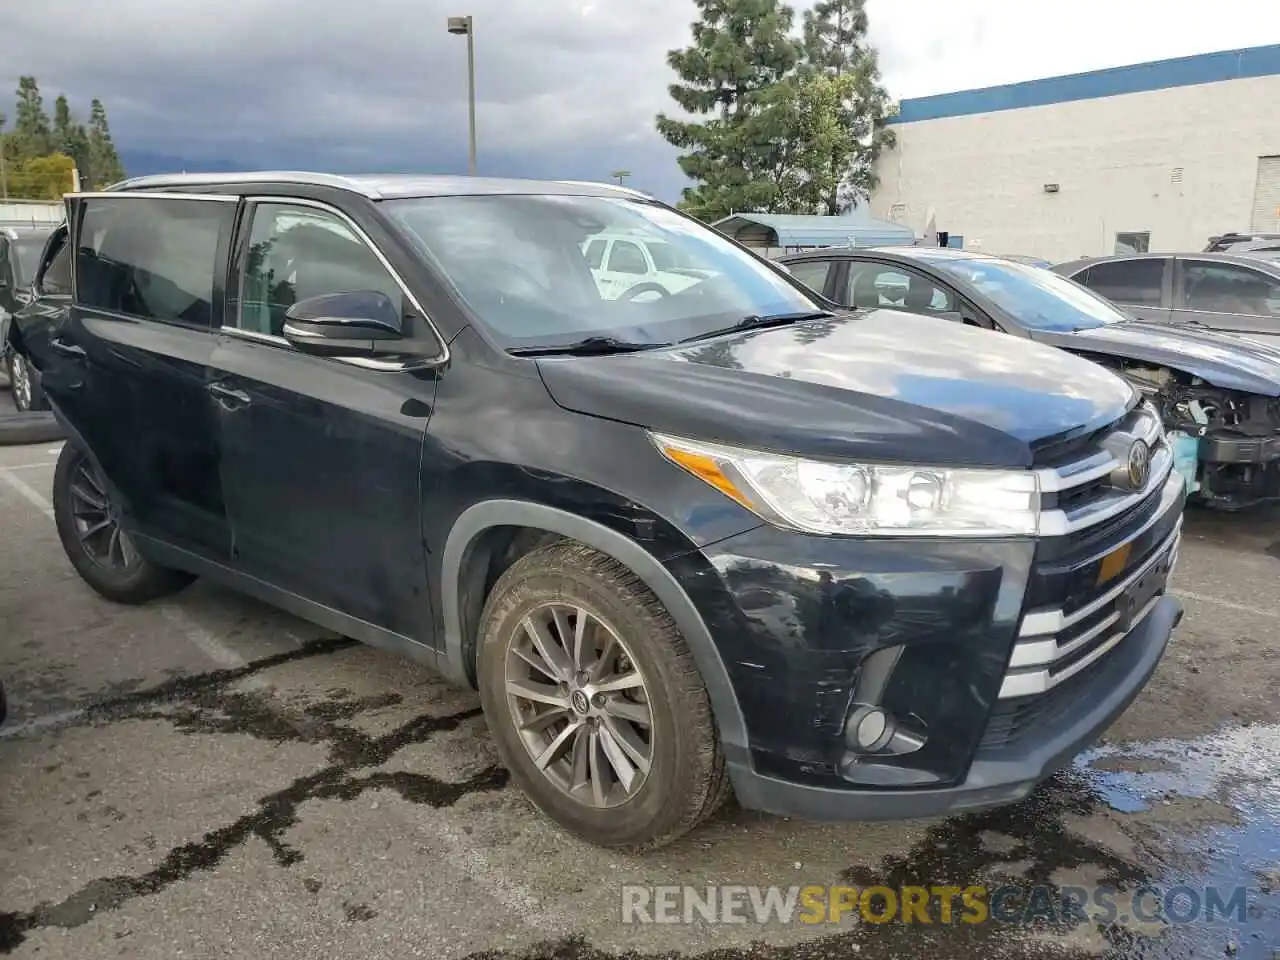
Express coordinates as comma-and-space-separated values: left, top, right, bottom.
477, 541, 728, 850
52, 444, 196, 604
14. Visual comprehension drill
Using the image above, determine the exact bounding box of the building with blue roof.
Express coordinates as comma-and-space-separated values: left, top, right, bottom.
868, 44, 1280, 263
712, 211, 914, 256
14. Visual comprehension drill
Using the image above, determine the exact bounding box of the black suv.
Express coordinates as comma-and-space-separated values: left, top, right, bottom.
9, 173, 1185, 849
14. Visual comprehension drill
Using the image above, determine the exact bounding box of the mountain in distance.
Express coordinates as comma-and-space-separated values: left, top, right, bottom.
118, 149, 255, 177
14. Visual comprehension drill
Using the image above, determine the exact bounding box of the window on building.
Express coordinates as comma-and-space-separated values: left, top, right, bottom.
1114, 232, 1150, 255
1080, 258, 1165, 307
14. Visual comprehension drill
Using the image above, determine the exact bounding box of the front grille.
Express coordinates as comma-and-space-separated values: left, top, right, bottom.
1034, 402, 1171, 539
985, 401, 1184, 715
999, 521, 1180, 700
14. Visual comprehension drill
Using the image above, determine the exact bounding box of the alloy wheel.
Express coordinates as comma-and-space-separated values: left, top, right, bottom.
504, 603, 653, 808
10, 355, 32, 411
68, 458, 138, 571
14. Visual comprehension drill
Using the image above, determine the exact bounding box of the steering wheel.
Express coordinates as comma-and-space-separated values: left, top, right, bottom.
618, 281, 671, 302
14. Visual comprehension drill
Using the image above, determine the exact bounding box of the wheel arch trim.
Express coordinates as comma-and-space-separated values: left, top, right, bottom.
440, 498, 749, 760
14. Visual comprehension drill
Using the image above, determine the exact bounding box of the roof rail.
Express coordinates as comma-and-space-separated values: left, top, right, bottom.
555, 179, 651, 199
103, 171, 382, 197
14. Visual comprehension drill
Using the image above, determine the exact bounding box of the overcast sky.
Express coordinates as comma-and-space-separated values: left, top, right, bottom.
2, 0, 1279, 200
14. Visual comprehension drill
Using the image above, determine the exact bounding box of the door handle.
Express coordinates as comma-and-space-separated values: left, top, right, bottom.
208, 382, 251, 407
49, 337, 86, 358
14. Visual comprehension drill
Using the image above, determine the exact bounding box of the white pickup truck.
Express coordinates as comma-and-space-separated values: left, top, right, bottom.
581, 231, 715, 301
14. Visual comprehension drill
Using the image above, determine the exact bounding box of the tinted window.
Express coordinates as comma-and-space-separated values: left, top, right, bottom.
385, 194, 821, 348
12, 238, 48, 286
1180, 261, 1280, 316
77, 197, 231, 326
844, 261, 954, 313
929, 257, 1127, 332
39, 235, 73, 296
607, 240, 647, 275
583, 238, 605, 269
235, 203, 405, 337
1080, 258, 1164, 306
787, 259, 833, 295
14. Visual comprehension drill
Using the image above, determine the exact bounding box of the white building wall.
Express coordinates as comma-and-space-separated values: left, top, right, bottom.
870, 74, 1280, 264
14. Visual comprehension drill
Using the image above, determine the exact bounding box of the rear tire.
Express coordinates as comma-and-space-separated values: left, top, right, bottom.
477, 540, 728, 849
6, 353, 49, 412
52, 443, 196, 604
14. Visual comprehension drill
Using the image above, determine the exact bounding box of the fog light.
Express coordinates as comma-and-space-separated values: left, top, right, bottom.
846, 705, 892, 752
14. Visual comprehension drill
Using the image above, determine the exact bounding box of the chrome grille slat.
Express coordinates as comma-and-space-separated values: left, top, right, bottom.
998, 519, 1181, 700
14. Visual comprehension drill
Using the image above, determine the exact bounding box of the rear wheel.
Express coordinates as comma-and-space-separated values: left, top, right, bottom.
6, 353, 48, 412
52, 444, 195, 604
477, 540, 728, 849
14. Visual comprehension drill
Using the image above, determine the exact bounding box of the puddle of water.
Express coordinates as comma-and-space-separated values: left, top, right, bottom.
1079, 723, 1280, 959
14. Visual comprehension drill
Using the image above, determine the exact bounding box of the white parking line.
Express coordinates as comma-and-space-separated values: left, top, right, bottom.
0, 466, 256, 674
0, 469, 55, 521
0, 706, 86, 741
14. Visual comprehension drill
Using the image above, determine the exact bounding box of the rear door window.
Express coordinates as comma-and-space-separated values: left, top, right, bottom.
75, 196, 234, 327
1078, 258, 1165, 306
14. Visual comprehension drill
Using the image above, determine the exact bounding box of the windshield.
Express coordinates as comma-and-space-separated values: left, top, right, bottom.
385, 194, 821, 348
929, 256, 1130, 332
12, 238, 47, 286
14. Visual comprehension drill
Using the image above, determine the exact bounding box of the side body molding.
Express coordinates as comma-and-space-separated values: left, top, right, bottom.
440, 499, 750, 763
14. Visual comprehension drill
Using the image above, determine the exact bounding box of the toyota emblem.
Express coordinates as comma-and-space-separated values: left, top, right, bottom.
1127, 439, 1151, 489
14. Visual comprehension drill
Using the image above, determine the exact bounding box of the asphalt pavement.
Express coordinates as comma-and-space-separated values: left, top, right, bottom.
1, 386, 1277, 960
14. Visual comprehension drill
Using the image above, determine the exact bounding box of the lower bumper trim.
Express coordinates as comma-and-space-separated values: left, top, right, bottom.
727, 595, 1181, 822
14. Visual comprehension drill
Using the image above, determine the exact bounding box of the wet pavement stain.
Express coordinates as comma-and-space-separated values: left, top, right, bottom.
0, 637, 511, 954
452, 734, 1277, 960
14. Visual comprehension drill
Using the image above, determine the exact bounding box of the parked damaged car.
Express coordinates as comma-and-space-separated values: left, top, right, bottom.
10, 172, 1184, 849
782, 247, 1280, 510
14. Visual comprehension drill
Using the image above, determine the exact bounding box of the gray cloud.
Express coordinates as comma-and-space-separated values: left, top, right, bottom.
1, 0, 1277, 202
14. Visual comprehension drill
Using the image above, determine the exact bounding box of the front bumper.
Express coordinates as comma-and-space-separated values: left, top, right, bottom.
728, 594, 1181, 820
690, 466, 1185, 820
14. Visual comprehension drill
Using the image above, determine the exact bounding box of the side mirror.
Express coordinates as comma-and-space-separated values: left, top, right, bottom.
282, 291, 403, 357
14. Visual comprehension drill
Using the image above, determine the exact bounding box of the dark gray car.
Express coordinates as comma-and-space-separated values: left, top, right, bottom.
780, 246, 1280, 511
1053, 252, 1280, 343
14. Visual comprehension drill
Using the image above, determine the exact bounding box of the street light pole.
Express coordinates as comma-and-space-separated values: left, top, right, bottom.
447, 15, 477, 176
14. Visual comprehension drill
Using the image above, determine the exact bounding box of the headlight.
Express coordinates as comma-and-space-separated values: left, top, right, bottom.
650, 432, 1040, 537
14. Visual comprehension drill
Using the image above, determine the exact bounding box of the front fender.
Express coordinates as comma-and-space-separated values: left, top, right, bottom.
439, 498, 750, 765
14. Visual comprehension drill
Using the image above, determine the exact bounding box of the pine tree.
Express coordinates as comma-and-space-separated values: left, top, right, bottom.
12, 76, 54, 162
655, 0, 802, 222
87, 99, 125, 188
53, 94, 92, 186
799, 0, 895, 214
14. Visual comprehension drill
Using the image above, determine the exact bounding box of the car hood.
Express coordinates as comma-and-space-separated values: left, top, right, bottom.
1037, 321, 1280, 396
536, 309, 1135, 469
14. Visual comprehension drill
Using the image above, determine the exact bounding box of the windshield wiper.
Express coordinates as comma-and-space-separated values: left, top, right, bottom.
678, 310, 835, 344
506, 336, 671, 357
